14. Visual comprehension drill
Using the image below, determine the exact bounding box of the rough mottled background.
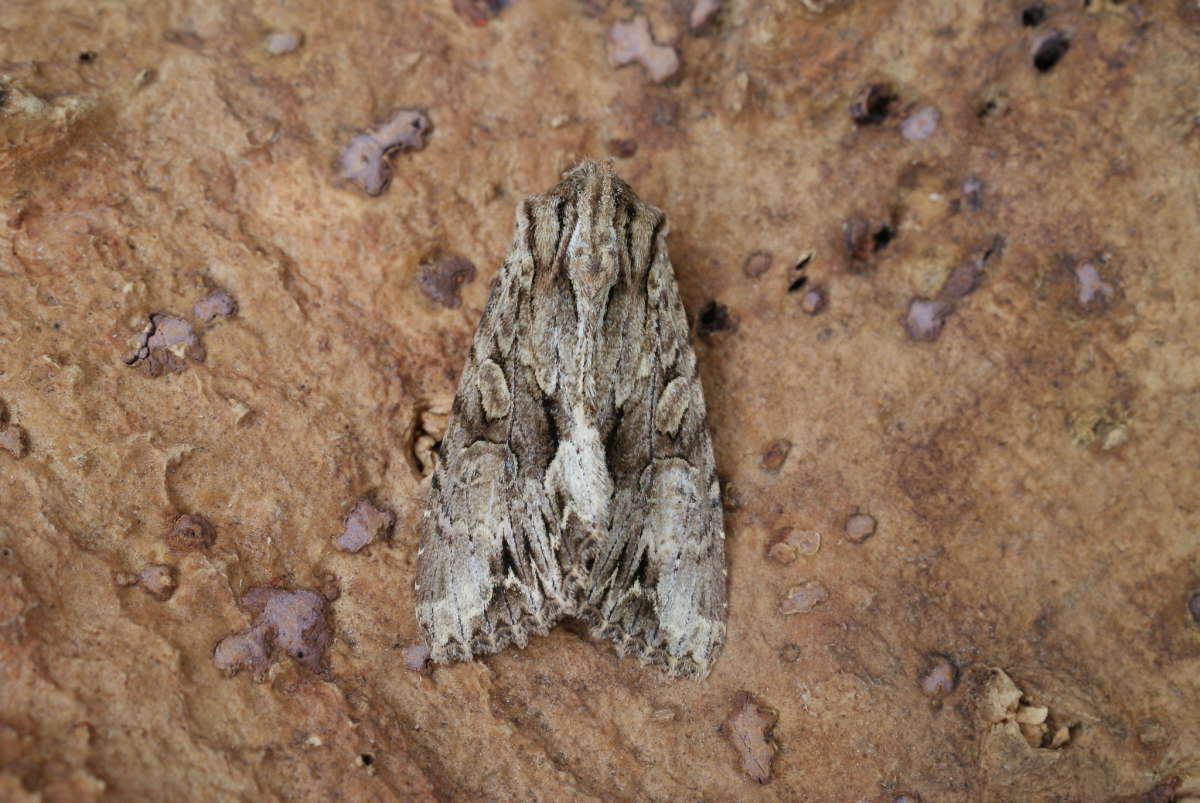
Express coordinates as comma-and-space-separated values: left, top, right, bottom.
2, 0, 1199, 800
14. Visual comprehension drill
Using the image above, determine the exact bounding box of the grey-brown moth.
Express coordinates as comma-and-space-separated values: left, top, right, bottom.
414, 161, 727, 678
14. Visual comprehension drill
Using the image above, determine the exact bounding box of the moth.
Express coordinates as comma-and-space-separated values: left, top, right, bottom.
415, 161, 727, 678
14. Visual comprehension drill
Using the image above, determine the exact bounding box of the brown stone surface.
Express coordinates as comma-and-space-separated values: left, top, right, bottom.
1, 0, 1198, 799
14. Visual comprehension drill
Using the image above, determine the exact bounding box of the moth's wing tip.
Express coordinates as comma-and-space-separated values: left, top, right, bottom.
593, 617, 720, 680
427, 611, 564, 669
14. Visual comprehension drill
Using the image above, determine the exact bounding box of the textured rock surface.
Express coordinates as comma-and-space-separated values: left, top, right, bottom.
1, 0, 1198, 799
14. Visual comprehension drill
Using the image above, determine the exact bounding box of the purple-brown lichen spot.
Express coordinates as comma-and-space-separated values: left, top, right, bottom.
901, 106, 940, 140
906, 236, 1003, 340
904, 298, 950, 342
779, 580, 828, 614
166, 513, 216, 552
742, 250, 772, 278
843, 512, 877, 544
402, 643, 431, 675
126, 313, 206, 376
193, 289, 237, 323
1075, 263, 1115, 307
264, 29, 303, 55
689, 0, 722, 33
609, 15, 680, 84
335, 499, 395, 553
722, 692, 778, 784
765, 528, 821, 564
418, 254, 476, 308
1188, 591, 1200, 627
214, 587, 332, 681
962, 176, 985, 210
919, 653, 959, 697
337, 108, 431, 197
137, 564, 176, 601
801, 286, 827, 315
760, 438, 792, 472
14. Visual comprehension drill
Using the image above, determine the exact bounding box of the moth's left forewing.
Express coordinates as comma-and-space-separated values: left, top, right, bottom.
583, 182, 728, 679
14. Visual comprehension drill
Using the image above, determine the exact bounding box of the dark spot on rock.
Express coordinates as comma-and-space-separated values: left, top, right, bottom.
843, 216, 895, 268
360, 753, 374, 766
1187, 591, 1200, 626
760, 438, 792, 472
872, 223, 894, 252
193, 289, 238, 323
337, 109, 432, 197
787, 274, 808, 293
453, 0, 514, 26
335, 499, 395, 553
849, 83, 897, 125
696, 300, 738, 337
977, 98, 999, 120
919, 653, 960, 696
78, 51, 98, 63
0, 90, 7, 108
213, 587, 332, 680
1033, 31, 1070, 73
418, 254, 476, 308
742, 250, 772, 278
800, 286, 827, 314
166, 513, 216, 552
607, 138, 638, 158
1021, 4, 1047, 26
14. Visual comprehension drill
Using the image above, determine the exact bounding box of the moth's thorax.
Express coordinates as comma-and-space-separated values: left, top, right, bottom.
564, 178, 622, 299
